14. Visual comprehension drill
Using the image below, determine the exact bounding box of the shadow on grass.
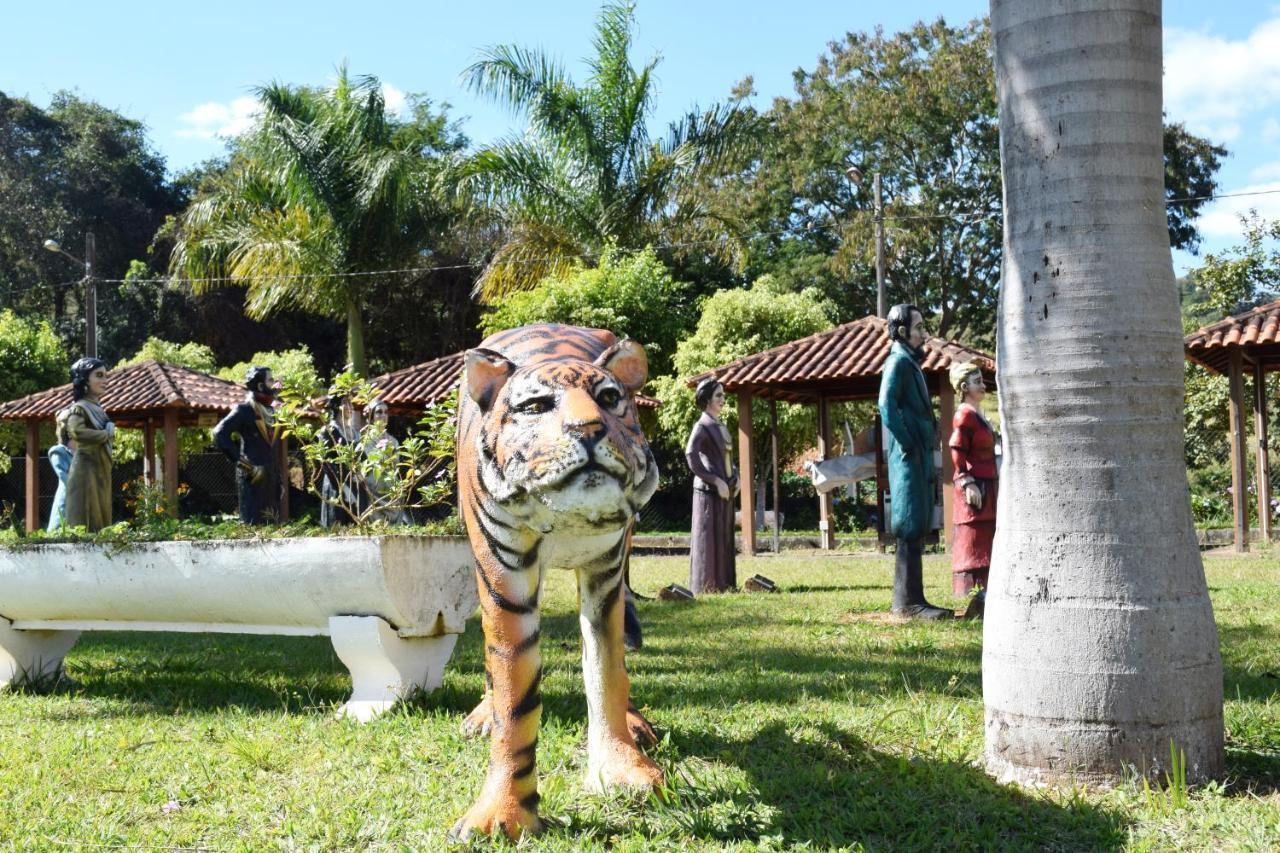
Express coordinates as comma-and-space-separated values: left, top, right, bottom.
563, 720, 1128, 850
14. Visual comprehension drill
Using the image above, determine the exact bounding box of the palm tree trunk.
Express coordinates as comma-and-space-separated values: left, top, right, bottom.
346, 298, 367, 378
984, 0, 1223, 785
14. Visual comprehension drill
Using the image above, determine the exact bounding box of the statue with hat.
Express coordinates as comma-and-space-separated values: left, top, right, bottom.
877, 304, 951, 620
213, 366, 283, 524
947, 360, 998, 618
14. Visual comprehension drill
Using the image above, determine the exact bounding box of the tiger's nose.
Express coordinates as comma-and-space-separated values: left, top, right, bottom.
563, 390, 605, 440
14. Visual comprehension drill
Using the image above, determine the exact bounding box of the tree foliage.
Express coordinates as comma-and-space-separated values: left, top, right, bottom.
0, 91, 184, 352
652, 276, 834, 457
1193, 213, 1280, 314
462, 1, 762, 299
0, 310, 68, 467
168, 67, 467, 375
710, 18, 1225, 346
479, 246, 694, 378
217, 347, 323, 401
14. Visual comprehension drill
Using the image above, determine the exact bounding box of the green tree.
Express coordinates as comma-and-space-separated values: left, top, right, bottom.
712, 18, 1226, 344
0, 310, 68, 469
479, 246, 693, 378
217, 347, 322, 400
652, 276, 834, 456
169, 67, 466, 376
1193, 213, 1280, 314
462, 1, 761, 299
0, 91, 184, 351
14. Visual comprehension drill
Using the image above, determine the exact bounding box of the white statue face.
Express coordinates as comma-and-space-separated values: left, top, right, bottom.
706, 385, 726, 419
964, 371, 986, 404
908, 311, 928, 349
87, 367, 107, 398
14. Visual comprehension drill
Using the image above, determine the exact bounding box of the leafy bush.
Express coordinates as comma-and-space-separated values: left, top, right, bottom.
0, 310, 68, 469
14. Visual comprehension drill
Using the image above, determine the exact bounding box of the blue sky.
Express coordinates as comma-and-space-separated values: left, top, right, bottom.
4, 1, 1277, 273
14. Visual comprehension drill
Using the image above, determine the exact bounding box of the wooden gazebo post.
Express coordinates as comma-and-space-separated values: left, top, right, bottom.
1253, 361, 1271, 543
1227, 349, 1249, 552
737, 392, 755, 555
163, 408, 179, 516
143, 419, 157, 487
817, 396, 835, 550
25, 418, 40, 533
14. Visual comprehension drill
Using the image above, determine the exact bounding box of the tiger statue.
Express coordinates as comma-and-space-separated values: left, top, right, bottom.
451, 324, 663, 841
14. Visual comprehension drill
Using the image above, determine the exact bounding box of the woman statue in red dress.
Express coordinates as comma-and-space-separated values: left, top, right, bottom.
948, 362, 998, 613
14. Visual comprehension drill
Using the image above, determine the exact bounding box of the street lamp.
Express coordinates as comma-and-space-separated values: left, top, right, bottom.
846, 166, 886, 319
43, 233, 97, 357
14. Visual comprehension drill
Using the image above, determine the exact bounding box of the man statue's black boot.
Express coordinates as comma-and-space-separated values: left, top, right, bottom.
891, 538, 952, 620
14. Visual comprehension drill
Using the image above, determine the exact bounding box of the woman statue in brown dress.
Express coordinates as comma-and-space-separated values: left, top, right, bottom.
948, 361, 998, 615
687, 378, 738, 593
64, 357, 115, 532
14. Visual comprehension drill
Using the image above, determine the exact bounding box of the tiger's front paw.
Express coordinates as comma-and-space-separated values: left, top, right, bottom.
460, 695, 492, 738
587, 745, 664, 793
449, 790, 543, 842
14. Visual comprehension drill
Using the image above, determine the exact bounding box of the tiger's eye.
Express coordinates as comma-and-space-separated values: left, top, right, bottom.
517, 397, 553, 415
597, 388, 622, 408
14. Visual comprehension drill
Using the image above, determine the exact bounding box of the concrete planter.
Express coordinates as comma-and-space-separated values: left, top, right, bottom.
0, 535, 479, 721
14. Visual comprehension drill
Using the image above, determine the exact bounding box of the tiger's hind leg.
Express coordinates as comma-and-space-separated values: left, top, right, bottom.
451, 534, 546, 842
576, 553, 664, 793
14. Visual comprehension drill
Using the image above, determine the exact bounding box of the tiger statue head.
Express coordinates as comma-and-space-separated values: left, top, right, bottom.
463, 336, 658, 532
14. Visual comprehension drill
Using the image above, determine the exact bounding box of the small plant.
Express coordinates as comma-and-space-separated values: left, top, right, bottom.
274, 369, 457, 528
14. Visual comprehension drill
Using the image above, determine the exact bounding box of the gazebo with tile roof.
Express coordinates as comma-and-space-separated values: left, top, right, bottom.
0, 360, 247, 531
1184, 299, 1280, 552
689, 315, 996, 552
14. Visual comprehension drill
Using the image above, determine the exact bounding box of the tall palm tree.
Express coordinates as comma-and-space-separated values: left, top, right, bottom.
169, 68, 460, 376
463, 1, 759, 299
984, 0, 1223, 784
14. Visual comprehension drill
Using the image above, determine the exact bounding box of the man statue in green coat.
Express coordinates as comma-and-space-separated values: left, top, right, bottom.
877, 304, 951, 620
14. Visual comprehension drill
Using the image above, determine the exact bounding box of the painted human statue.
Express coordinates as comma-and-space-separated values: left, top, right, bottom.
877, 304, 951, 620
686, 378, 738, 594
63, 357, 115, 532
213, 366, 282, 524
948, 361, 998, 618
362, 397, 410, 525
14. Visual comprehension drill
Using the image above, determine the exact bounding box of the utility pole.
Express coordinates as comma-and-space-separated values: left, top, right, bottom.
85, 232, 97, 357
845, 166, 887, 318
873, 173, 885, 319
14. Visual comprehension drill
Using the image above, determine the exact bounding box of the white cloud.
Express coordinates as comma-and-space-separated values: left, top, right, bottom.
1195, 181, 1280, 240
175, 96, 259, 140
1250, 160, 1280, 182
381, 83, 408, 117
1164, 13, 1280, 139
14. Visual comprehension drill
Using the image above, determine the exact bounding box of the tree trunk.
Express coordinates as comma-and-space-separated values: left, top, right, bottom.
984, 0, 1223, 786
346, 298, 367, 378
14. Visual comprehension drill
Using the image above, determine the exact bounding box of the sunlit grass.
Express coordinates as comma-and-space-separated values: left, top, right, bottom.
0, 551, 1275, 849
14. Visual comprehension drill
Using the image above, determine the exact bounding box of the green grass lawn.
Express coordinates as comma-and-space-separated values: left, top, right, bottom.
1, 552, 1276, 850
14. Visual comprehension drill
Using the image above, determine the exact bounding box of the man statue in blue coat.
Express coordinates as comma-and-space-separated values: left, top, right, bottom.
213, 366, 283, 524
878, 304, 951, 620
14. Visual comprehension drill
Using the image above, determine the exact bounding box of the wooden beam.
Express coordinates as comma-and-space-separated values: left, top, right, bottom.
817, 396, 835, 550
737, 392, 756, 555
1254, 360, 1272, 544
939, 380, 956, 553
1227, 349, 1249, 552
770, 398, 781, 554
25, 419, 40, 534
143, 420, 157, 487
163, 408, 179, 518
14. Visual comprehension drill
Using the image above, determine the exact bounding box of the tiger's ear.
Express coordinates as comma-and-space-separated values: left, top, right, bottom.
595, 339, 648, 392
464, 348, 516, 412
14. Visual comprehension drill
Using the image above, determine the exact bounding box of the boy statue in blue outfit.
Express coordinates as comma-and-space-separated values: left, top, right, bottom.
877, 304, 952, 620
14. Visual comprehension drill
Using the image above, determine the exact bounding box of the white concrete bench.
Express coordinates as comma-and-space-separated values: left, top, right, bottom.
0, 535, 479, 721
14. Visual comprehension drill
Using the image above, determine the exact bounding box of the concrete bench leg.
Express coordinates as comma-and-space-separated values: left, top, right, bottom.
329, 615, 459, 722
0, 617, 80, 689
